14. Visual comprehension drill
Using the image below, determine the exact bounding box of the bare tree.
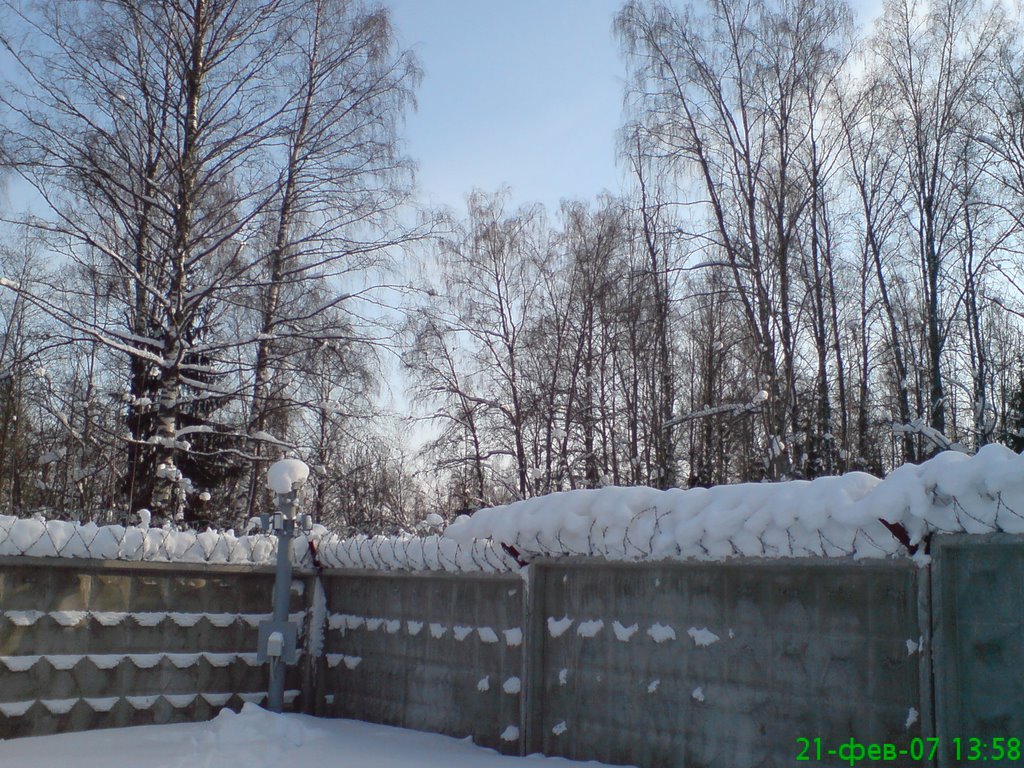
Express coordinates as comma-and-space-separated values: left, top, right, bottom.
0, 0, 418, 522
838, 79, 919, 464
624, 136, 679, 487
618, 0, 853, 478
867, 0, 1003, 448
239, 0, 419, 521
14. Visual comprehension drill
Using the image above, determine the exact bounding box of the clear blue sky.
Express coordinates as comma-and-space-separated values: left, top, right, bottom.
385, 0, 885, 216
387, 0, 628, 214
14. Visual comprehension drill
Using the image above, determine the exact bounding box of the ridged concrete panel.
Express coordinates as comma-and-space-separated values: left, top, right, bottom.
530, 560, 924, 768
933, 535, 1024, 767
319, 570, 525, 752
0, 557, 310, 739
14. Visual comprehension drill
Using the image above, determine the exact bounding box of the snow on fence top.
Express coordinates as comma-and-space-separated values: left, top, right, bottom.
3, 445, 1024, 571
317, 443, 1024, 571
0, 516, 317, 569
449, 444, 1024, 560
314, 533, 518, 572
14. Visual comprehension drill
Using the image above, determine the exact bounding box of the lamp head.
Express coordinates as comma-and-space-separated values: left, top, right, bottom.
266, 458, 310, 494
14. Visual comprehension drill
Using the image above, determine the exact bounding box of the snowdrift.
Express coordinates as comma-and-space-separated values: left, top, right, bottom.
441, 443, 1024, 563
4, 445, 1024, 570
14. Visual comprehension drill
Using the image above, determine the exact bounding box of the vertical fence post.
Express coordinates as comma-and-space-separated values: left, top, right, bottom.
267, 488, 295, 712
521, 560, 546, 756
258, 459, 310, 713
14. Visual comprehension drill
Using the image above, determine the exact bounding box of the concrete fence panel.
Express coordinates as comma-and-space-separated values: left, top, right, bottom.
932, 534, 1024, 767
3, 546, 998, 768
0, 557, 311, 739
312, 558, 929, 767
527, 559, 926, 767
317, 570, 525, 752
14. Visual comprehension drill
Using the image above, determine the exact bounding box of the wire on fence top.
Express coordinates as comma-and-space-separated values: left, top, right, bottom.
4, 444, 1024, 573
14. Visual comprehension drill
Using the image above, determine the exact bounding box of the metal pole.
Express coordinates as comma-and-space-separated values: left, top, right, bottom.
268, 489, 296, 712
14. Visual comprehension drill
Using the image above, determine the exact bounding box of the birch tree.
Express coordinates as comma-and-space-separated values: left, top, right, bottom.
868, 0, 1003, 448
0, 0, 418, 521
617, 0, 853, 478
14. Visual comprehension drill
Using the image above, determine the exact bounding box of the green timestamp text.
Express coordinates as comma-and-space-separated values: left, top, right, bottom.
796, 736, 1022, 765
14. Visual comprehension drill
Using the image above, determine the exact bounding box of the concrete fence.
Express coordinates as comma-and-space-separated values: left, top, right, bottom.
5, 535, 1022, 768
318, 558, 928, 767
316, 570, 525, 751
0, 556, 312, 739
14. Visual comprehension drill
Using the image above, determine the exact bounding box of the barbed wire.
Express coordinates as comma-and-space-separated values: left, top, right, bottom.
316, 480, 1024, 571
4, 480, 1024, 574
0, 515, 316, 568
314, 533, 518, 573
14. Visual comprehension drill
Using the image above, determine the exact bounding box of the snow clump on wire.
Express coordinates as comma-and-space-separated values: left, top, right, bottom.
442, 443, 1024, 562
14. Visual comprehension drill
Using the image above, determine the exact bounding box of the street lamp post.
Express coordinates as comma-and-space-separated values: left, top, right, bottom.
258, 458, 309, 712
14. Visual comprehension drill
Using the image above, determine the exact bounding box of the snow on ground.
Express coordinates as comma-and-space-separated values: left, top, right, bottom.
0, 704, 621, 768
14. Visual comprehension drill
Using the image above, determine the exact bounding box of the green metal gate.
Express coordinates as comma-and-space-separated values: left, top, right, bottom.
932, 535, 1024, 767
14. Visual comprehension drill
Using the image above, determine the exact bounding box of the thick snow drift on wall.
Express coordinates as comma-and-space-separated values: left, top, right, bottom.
4, 445, 1024, 569
443, 444, 1024, 562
